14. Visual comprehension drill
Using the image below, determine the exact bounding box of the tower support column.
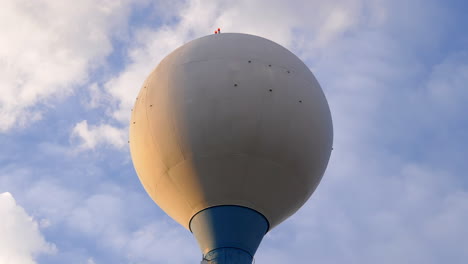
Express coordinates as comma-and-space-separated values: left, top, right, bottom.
201, 247, 252, 264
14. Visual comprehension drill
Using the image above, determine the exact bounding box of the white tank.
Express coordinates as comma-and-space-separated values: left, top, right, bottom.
129, 33, 333, 230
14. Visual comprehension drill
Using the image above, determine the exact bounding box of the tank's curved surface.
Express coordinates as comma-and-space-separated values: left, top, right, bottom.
129, 33, 333, 232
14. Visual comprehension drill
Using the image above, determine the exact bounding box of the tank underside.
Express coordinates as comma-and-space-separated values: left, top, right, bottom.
191, 205, 268, 264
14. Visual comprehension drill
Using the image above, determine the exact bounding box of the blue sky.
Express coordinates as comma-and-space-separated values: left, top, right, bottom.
1, 0, 467, 263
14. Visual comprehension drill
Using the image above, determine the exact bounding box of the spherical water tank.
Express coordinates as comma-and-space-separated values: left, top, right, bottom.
129, 33, 333, 261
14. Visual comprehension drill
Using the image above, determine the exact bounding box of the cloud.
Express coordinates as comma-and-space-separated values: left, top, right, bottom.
62, 185, 198, 264
125, 221, 198, 264
0, 192, 56, 264
90, 0, 374, 147
71, 120, 127, 150
0, 161, 197, 263
255, 161, 468, 264
426, 51, 468, 115
0, 0, 145, 132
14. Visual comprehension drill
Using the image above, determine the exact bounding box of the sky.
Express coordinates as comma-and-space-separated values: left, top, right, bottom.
0, 0, 467, 263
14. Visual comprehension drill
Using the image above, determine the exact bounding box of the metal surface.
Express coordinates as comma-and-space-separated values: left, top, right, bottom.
129, 33, 333, 231
190, 205, 268, 259
202, 247, 253, 264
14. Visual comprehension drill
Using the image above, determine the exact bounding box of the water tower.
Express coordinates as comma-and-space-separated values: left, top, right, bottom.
129, 33, 333, 263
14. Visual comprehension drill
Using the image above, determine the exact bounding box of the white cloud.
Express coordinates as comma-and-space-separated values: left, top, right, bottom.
315, 7, 356, 46
0, 192, 56, 264
91, 0, 373, 148
255, 154, 468, 263
0, 163, 196, 263
67, 193, 126, 237
39, 219, 52, 229
426, 51, 468, 115
63, 186, 198, 264
0, 0, 144, 132
71, 120, 127, 150
125, 221, 197, 264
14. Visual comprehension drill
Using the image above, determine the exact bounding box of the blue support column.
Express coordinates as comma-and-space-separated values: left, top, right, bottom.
190, 206, 269, 264
201, 247, 253, 263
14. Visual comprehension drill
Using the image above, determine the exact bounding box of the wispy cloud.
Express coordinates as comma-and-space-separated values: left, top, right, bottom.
0, 192, 56, 264
0, 0, 145, 132
71, 120, 127, 150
